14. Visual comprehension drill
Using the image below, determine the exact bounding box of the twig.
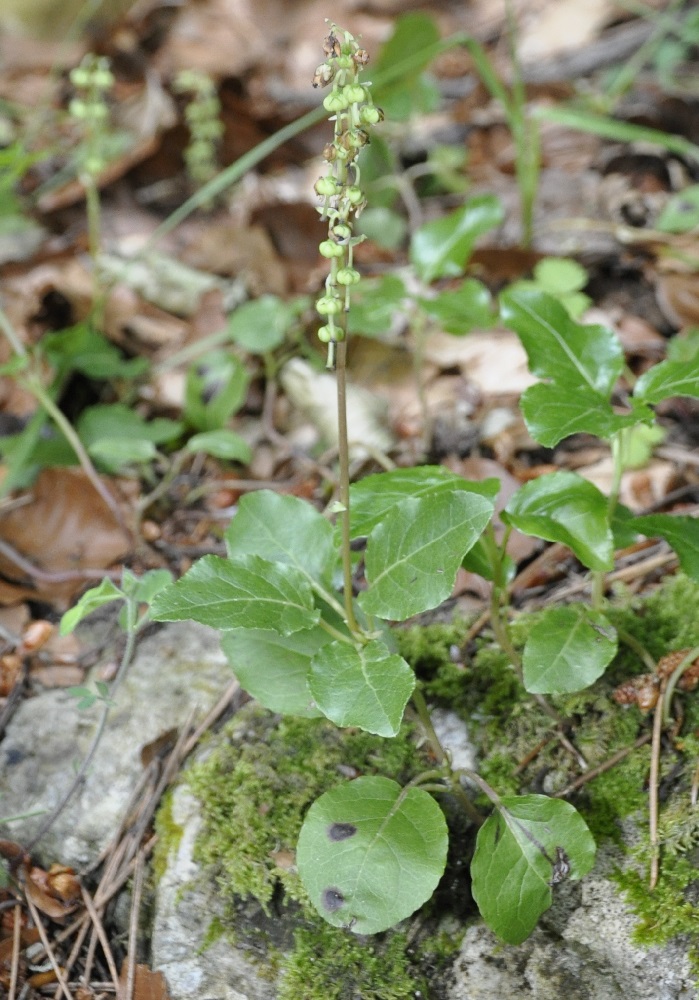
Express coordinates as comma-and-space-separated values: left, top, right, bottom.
24, 891, 74, 1000
81, 886, 119, 991
649, 684, 665, 891
0, 538, 121, 585
125, 852, 145, 1000
553, 733, 652, 797
8, 903, 21, 1000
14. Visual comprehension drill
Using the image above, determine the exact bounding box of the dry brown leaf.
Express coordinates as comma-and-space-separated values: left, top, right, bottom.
118, 960, 171, 1000
0, 468, 129, 608
424, 329, 536, 396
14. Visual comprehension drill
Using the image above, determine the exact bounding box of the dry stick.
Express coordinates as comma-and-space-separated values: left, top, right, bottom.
8, 902, 21, 1000
0, 538, 121, 584
24, 891, 74, 1000
81, 886, 119, 992
649, 685, 666, 891
553, 733, 652, 798
124, 852, 145, 1000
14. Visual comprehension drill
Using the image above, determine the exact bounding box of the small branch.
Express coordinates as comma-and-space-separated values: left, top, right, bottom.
649, 684, 665, 890
24, 892, 74, 1000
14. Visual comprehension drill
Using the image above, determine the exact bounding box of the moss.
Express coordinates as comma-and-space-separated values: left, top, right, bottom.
152, 787, 184, 882
279, 922, 425, 1000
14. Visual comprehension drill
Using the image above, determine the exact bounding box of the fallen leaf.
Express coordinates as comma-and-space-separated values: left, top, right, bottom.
118, 960, 171, 1000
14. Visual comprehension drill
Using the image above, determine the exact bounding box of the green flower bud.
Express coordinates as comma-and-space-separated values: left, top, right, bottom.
70, 67, 90, 89
317, 325, 334, 343
323, 91, 348, 113
68, 98, 88, 119
335, 54, 354, 70
345, 186, 364, 205
332, 223, 352, 241
93, 68, 115, 90
319, 239, 343, 258
343, 84, 366, 104
360, 105, 382, 126
316, 295, 342, 316
315, 176, 338, 197
336, 267, 360, 286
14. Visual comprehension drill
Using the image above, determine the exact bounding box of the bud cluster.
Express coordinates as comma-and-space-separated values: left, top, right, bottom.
174, 69, 224, 189
68, 55, 115, 180
313, 25, 383, 361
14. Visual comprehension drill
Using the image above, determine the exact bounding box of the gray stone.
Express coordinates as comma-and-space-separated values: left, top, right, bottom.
151, 784, 279, 1000
0, 621, 232, 866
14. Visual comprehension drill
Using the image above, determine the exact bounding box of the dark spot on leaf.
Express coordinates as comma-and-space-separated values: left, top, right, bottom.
327, 822, 357, 841
322, 887, 345, 912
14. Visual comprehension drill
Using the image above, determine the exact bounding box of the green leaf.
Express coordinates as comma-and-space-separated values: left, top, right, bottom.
632, 514, 699, 580
309, 639, 415, 736
418, 279, 495, 334
532, 257, 588, 296
42, 324, 147, 380
350, 466, 500, 538
227, 295, 293, 354
77, 404, 181, 447
60, 578, 124, 634
149, 554, 320, 635
130, 569, 173, 606
634, 355, 699, 405
359, 489, 495, 620
522, 607, 617, 694
520, 383, 643, 447
501, 286, 624, 395
410, 195, 504, 283
186, 429, 252, 464
348, 275, 406, 338
220, 627, 326, 717
87, 437, 157, 471
226, 490, 337, 587
656, 184, 699, 234
184, 349, 249, 432
502, 471, 614, 572
356, 207, 407, 251
373, 13, 441, 120
471, 795, 596, 944
297, 776, 448, 934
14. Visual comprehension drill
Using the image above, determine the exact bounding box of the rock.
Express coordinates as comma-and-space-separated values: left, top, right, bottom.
0, 621, 232, 866
447, 848, 697, 999
152, 784, 279, 1000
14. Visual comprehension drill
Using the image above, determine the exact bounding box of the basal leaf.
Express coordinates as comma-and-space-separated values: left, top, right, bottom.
350, 466, 499, 539
500, 286, 624, 395
634, 356, 699, 405
309, 639, 415, 736
502, 471, 614, 572
522, 606, 617, 694
418, 278, 495, 334
184, 349, 249, 432
226, 490, 337, 586
373, 13, 441, 120
221, 627, 327, 717
297, 776, 448, 934
227, 295, 293, 353
471, 795, 596, 945
520, 382, 641, 447
410, 195, 504, 283
186, 429, 252, 464
632, 514, 699, 580
359, 490, 495, 620
348, 274, 406, 338
149, 554, 319, 635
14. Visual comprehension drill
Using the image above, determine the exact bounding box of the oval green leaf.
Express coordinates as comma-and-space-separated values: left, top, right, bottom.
359, 489, 495, 620
634, 356, 699, 405
225, 490, 337, 587
520, 383, 642, 447
502, 471, 614, 572
186, 429, 252, 463
501, 286, 623, 395
309, 639, 415, 736
297, 776, 448, 934
221, 627, 327, 717
418, 278, 495, 334
471, 795, 596, 945
227, 295, 293, 354
632, 514, 699, 580
350, 466, 499, 539
149, 554, 319, 635
523, 606, 617, 694
410, 195, 504, 283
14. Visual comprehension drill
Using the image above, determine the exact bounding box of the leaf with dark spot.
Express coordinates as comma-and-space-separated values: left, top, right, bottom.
322, 887, 345, 912
327, 822, 357, 841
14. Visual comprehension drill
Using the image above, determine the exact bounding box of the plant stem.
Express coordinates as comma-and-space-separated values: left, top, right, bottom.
335, 339, 360, 635
24, 372, 131, 541
411, 688, 483, 825
616, 626, 657, 673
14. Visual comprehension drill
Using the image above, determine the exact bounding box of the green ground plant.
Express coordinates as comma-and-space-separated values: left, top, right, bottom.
143, 23, 699, 946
